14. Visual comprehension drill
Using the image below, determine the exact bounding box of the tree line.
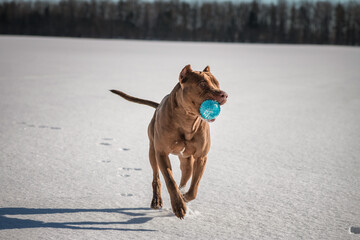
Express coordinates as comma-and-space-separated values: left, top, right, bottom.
1, 0, 359, 45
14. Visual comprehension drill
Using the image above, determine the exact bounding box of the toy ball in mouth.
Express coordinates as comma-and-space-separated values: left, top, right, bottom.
200, 100, 221, 121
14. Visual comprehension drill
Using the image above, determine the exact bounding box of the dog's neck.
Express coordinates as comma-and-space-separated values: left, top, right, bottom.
169, 83, 205, 139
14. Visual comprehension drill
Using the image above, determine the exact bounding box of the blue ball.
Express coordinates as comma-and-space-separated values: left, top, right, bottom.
200, 100, 221, 121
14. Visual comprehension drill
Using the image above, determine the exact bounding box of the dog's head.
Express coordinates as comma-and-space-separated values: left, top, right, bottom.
178, 64, 228, 121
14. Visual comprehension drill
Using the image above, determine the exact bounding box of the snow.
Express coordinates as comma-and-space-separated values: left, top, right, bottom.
0, 36, 359, 239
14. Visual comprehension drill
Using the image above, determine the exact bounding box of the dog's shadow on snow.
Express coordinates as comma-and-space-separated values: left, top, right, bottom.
0, 207, 161, 232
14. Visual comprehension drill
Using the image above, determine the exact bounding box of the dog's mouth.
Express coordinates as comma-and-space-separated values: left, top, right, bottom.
218, 99, 227, 106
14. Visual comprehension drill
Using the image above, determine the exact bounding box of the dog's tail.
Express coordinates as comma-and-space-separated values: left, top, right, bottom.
110, 89, 159, 109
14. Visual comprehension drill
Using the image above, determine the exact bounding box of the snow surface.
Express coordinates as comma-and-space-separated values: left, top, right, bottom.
0, 36, 359, 239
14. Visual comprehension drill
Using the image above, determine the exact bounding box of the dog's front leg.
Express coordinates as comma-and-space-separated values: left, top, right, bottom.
183, 156, 207, 202
179, 155, 194, 190
156, 152, 187, 219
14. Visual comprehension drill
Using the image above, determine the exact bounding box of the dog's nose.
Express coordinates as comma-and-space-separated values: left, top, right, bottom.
220, 91, 228, 99
217, 91, 228, 105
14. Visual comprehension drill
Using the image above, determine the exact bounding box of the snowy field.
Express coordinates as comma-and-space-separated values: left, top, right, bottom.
0, 36, 359, 239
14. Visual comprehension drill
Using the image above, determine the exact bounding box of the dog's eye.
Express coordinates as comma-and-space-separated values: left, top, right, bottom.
181, 77, 188, 83
199, 81, 207, 88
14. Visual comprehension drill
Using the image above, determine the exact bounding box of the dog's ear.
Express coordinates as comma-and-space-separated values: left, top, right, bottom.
179, 64, 192, 84
203, 66, 210, 72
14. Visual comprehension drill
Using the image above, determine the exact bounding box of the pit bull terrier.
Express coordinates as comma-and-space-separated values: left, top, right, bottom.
110, 65, 228, 219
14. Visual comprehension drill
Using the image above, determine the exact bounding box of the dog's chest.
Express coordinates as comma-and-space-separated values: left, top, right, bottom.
171, 140, 190, 158
170, 133, 198, 158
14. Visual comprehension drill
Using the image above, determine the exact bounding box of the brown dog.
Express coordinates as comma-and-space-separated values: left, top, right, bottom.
110, 65, 228, 219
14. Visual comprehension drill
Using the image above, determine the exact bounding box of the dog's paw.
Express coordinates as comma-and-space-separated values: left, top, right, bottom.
171, 196, 187, 219
182, 192, 195, 202
151, 196, 163, 209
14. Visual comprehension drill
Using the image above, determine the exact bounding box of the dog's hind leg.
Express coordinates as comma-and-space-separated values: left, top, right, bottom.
149, 142, 163, 209
179, 155, 194, 190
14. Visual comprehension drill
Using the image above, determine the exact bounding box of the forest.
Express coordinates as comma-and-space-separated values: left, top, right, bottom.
1, 0, 359, 45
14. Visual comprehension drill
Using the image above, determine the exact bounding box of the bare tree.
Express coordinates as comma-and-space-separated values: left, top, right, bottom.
0, 0, 359, 45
